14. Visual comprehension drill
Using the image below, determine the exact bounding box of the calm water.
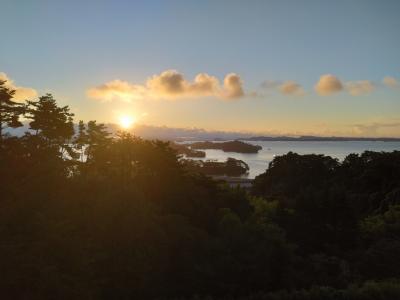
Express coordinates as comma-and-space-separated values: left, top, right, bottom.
187, 141, 400, 179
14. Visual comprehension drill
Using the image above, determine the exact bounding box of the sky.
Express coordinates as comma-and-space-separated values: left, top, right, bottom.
1, 0, 400, 137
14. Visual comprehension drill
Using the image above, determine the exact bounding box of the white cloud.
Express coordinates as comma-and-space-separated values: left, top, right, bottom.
314, 74, 344, 96
0, 72, 38, 101
278, 81, 305, 96
346, 80, 375, 96
383, 76, 399, 89
87, 79, 146, 102
261, 79, 305, 97
261, 80, 281, 89
315, 74, 376, 96
222, 73, 244, 99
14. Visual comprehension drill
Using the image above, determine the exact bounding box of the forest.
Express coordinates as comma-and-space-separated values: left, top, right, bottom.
1, 80, 400, 299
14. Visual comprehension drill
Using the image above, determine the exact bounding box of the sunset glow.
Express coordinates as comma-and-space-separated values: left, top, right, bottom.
119, 115, 135, 129
2, 2, 400, 298
2, 1, 400, 137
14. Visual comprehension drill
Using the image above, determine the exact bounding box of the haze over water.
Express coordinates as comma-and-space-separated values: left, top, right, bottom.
190, 141, 400, 178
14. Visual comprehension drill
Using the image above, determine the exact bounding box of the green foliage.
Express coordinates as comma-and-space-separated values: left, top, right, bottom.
252, 152, 339, 200
252, 151, 400, 256
360, 205, 400, 240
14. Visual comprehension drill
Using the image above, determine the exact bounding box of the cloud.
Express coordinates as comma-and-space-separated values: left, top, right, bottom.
278, 81, 305, 96
88, 70, 246, 101
0, 72, 38, 101
383, 76, 399, 89
189, 73, 220, 95
315, 75, 378, 97
345, 80, 375, 96
261, 80, 281, 89
222, 73, 244, 99
315, 75, 375, 96
147, 70, 187, 96
261, 79, 305, 97
87, 79, 146, 102
314, 74, 344, 96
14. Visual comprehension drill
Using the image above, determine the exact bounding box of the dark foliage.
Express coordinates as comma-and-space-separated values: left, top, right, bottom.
184, 157, 249, 177
0, 80, 25, 140
178, 279, 400, 300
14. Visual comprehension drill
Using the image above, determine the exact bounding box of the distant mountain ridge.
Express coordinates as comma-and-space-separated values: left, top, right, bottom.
4, 123, 400, 141
242, 135, 400, 142
4, 122, 254, 141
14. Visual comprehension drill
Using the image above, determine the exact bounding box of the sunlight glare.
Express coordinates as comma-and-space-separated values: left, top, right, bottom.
119, 115, 135, 129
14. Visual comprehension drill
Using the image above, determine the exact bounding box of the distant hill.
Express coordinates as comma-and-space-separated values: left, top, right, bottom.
4, 123, 400, 142
4, 122, 253, 141
108, 124, 254, 141
242, 135, 400, 142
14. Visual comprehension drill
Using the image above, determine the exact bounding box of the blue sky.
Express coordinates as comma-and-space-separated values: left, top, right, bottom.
1, 0, 400, 136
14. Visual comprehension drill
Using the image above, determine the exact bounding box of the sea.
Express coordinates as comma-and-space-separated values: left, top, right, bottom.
184, 141, 400, 179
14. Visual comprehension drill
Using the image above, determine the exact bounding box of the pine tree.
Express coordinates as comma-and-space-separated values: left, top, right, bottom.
26, 93, 75, 156
85, 120, 110, 162
0, 80, 24, 141
73, 120, 88, 162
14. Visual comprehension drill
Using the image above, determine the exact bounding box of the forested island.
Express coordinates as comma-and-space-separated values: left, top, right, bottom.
190, 140, 262, 153
169, 142, 206, 157
1, 81, 400, 299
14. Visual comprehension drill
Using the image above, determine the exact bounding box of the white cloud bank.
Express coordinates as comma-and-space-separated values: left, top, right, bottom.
88, 70, 246, 101
90, 72, 400, 102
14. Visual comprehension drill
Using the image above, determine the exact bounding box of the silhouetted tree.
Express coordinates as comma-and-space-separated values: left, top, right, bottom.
73, 120, 87, 162
0, 80, 24, 141
84, 120, 110, 162
26, 94, 75, 157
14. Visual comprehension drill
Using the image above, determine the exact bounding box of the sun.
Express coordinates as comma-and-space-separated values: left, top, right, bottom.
119, 115, 135, 129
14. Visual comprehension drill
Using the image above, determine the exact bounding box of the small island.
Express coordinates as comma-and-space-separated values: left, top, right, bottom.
169, 142, 206, 158
183, 157, 249, 177
190, 140, 262, 153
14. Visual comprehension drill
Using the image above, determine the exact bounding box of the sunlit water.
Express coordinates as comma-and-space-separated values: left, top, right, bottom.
184, 141, 400, 179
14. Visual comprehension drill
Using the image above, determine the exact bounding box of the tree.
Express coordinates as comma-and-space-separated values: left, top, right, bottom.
85, 120, 110, 162
0, 80, 24, 141
252, 152, 339, 201
26, 94, 74, 156
73, 120, 88, 162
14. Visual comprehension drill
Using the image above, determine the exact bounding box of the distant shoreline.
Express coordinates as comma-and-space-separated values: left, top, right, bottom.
6, 123, 400, 142
240, 136, 400, 142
